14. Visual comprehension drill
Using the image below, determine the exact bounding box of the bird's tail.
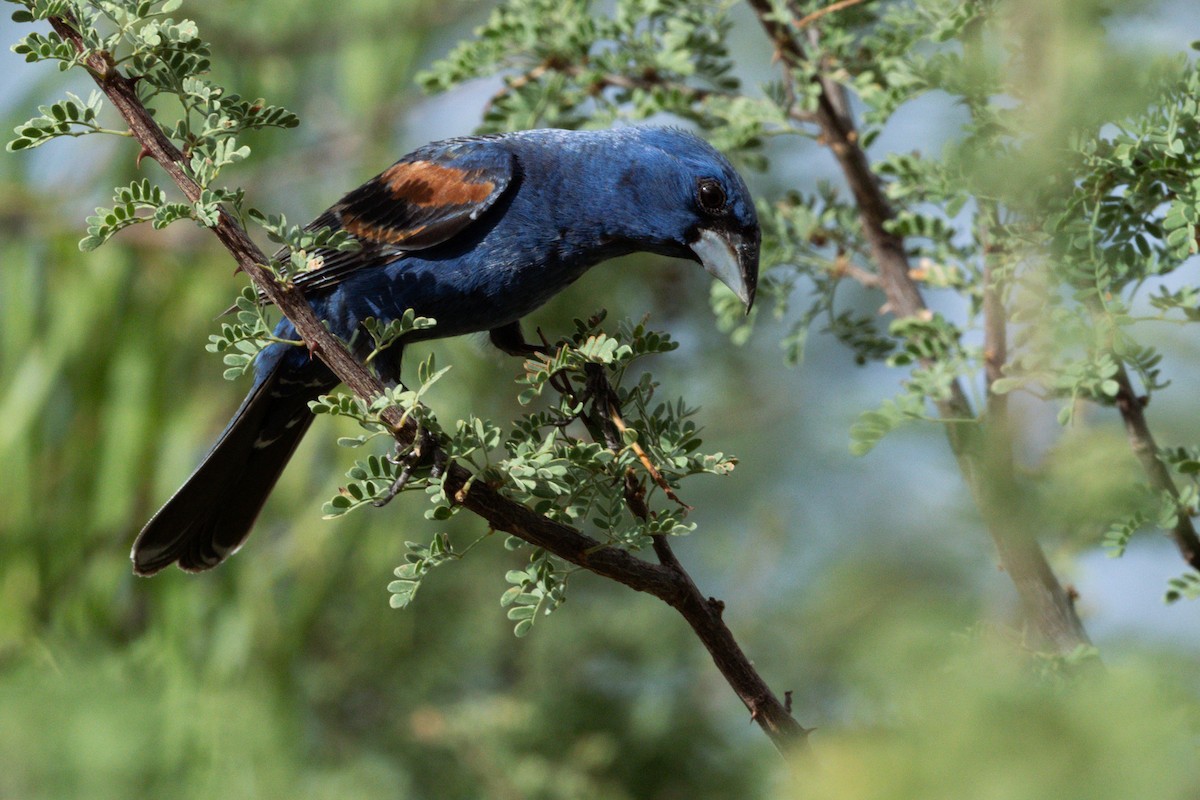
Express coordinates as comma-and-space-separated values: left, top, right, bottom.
131, 361, 332, 576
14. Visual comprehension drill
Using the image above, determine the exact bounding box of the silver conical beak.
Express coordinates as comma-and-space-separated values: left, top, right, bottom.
691, 228, 759, 311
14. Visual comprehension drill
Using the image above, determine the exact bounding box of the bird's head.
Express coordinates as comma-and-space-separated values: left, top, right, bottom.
613, 128, 760, 311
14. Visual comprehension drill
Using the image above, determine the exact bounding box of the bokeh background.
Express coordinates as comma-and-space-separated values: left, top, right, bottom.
1, 1, 1198, 797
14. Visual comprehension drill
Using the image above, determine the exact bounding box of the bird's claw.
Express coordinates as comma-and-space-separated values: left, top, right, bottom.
372, 425, 438, 508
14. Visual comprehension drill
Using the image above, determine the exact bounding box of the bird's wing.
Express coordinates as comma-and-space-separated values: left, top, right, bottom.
274, 137, 515, 296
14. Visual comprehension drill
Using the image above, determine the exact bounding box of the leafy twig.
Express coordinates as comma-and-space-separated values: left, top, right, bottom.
482, 61, 727, 121
1112, 365, 1200, 570
792, 0, 874, 31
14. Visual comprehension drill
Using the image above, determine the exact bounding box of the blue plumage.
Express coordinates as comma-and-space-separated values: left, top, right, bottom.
133, 126, 760, 575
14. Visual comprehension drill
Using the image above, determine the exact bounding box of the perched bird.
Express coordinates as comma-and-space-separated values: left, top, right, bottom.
132, 126, 760, 575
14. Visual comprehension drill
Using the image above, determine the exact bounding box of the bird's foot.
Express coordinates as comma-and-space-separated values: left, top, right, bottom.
372, 425, 438, 508
489, 321, 559, 360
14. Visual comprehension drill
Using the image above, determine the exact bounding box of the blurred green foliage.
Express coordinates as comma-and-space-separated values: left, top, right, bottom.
785, 625, 1199, 800
3, 0, 1200, 798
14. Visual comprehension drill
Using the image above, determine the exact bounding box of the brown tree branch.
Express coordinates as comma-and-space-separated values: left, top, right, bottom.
1112, 366, 1200, 571
791, 0, 874, 31
834, 256, 884, 290
745, 0, 1092, 652
580, 366, 793, 731
47, 13, 808, 752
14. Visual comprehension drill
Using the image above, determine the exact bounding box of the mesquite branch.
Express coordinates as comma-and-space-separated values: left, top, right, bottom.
1112, 366, 1200, 571
46, 13, 807, 752
744, 0, 1091, 652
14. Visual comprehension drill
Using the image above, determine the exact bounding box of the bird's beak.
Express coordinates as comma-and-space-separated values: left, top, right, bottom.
691, 227, 759, 312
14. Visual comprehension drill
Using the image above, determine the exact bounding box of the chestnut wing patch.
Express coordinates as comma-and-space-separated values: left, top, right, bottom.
334, 140, 513, 249
283, 138, 515, 296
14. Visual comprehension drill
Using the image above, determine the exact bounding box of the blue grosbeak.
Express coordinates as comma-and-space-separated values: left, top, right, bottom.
133, 126, 759, 575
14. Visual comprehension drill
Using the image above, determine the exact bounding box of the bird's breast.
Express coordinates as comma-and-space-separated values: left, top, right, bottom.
320, 241, 605, 342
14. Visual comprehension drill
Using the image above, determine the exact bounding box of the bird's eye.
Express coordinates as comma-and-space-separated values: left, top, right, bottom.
697, 179, 727, 214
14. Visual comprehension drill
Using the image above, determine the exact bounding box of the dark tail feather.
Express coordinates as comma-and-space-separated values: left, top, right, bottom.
132, 365, 330, 576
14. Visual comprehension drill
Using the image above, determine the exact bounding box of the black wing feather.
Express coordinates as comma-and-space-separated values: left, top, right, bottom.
262, 137, 515, 300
